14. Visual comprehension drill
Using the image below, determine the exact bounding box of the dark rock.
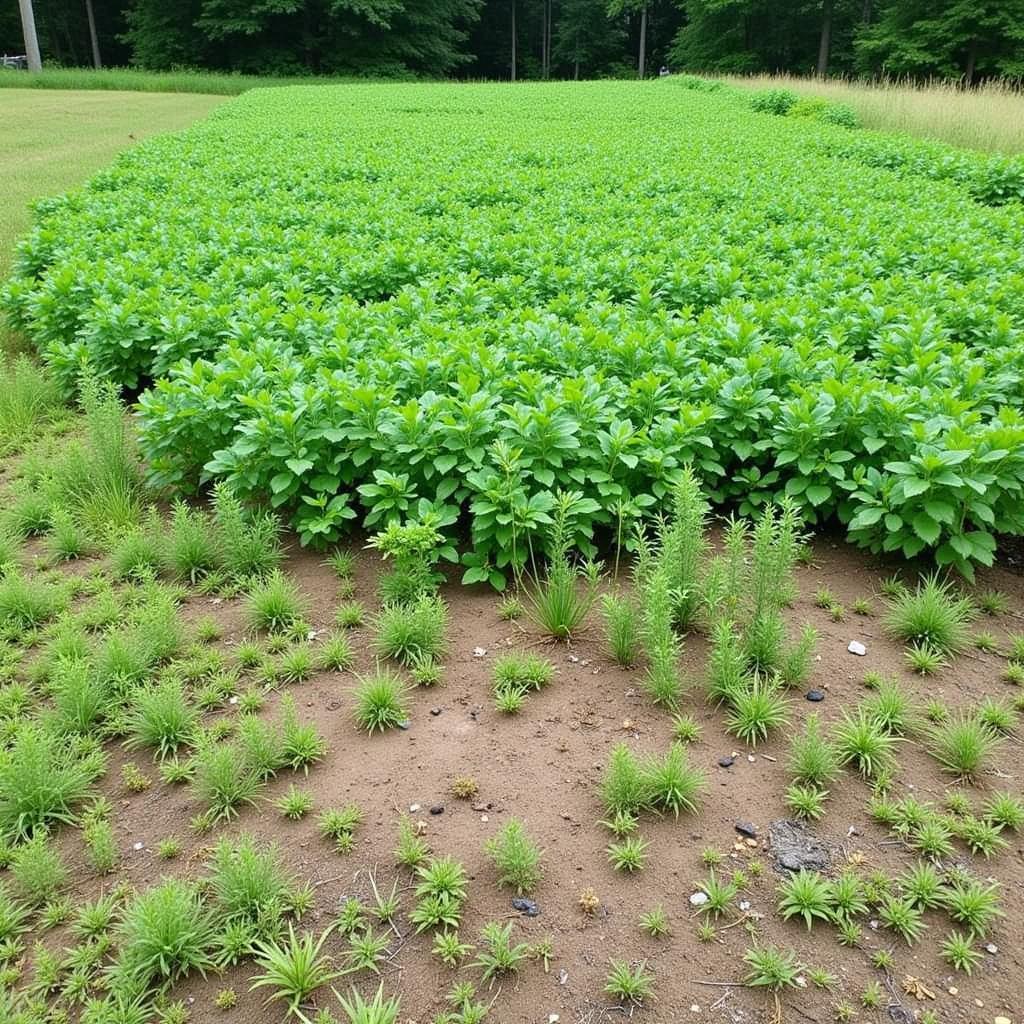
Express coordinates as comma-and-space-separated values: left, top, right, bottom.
717, 756, 735, 768
429, 804, 444, 815
768, 819, 830, 873
735, 821, 757, 839
805, 689, 826, 702
430, 707, 442, 716
512, 897, 540, 917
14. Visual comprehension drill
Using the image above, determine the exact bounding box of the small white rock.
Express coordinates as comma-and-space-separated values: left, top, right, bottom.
869, 919, 879, 930
558, 969, 569, 986
409, 803, 421, 813
567, 654, 579, 663
795, 976, 807, 989
690, 1005, 701, 1013
228, 696, 238, 705
548, 1015, 560, 1023
986, 943, 998, 954
848, 640, 867, 656
747, 754, 756, 762
689, 892, 709, 907
739, 900, 751, 911
473, 646, 487, 658
480, 814, 489, 823
132, 841, 144, 851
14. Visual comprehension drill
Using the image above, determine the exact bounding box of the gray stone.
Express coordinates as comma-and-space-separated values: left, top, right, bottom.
512, 897, 540, 916
848, 640, 867, 656
769, 819, 830, 873
689, 891, 709, 907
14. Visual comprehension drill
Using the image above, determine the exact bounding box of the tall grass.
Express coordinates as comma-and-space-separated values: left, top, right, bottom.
723, 73, 1024, 154
0, 66, 401, 96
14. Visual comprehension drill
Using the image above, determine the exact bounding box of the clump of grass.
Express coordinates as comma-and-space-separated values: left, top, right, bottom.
834, 708, 897, 779
983, 791, 1024, 831
787, 714, 840, 788
451, 776, 478, 800
743, 944, 802, 990
410, 856, 467, 934
607, 835, 649, 873
905, 641, 947, 675
485, 819, 543, 894
318, 805, 362, 853
249, 924, 338, 1019
213, 483, 282, 579
785, 783, 828, 821
604, 959, 654, 1005
317, 633, 354, 672
191, 740, 261, 822
394, 815, 429, 870
374, 595, 447, 666
353, 668, 408, 734
165, 501, 219, 584
528, 496, 601, 640
778, 869, 832, 930
878, 894, 927, 945
726, 673, 790, 745
10, 833, 68, 905
247, 571, 306, 634
642, 742, 705, 817
671, 713, 701, 743
109, 878, 217, 989
602, 592, 640, 667
471, 920, 531, 983
497, 595, 524, 621
928, 714, 1002, 781
639, 904, 669, 938
125, 677, 199, 760
275, 785, 314, 821
975, 589, 1008, 616
335, 601, 365, 628
884, 573, 974, 656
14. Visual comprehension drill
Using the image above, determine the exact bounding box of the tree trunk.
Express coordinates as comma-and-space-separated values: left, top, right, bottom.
84, 0, 102, 68
511, 0, 516, 81
638, 3, 647, 79
965, 38, 978, 83
816, 0, 832, 76
17, 0, 42, 70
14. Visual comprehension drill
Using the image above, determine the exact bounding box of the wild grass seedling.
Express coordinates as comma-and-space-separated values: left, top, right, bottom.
787, 714, 840, 788
249, 925, 338, 1019
778, 870, 832, 930
885, 573, 974, 655
983, 791, 1024, 831
158, 838, 182, 860
344, 926, 390, 974
604, 959, 654, 1005
335, 601, 365, 628
879, 895, 926, 945
905, 641, 947, 675
451, 776, 479, 800
432, 930, 473, 968
975, 589, 1008, 616
497, 594, 524, 621
785, 783, 827, 820
276, 786, 314, 821
698, 872, 737, 918
484, 819, 543, 894
671, 713, 701, 743
607, 835, 649, 873
834, 708, 896, 779
353, 668, 408, 734
642, 742, 705, 817
395, 816, 429, 870
601, 592, 640, 667
472, 920, 531, 983
929, 714, 1002, 781
374, 595, 448, 666
973, 630, 998, 653
941, 930, 983, 974
743, 944, 802, 990
247, 571, 306, 634
639, 905, 669, 938
191, 740, 260, 821
726, 674, 790, 745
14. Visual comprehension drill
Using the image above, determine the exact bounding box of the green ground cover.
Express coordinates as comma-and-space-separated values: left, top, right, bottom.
5, 79, 1024, 580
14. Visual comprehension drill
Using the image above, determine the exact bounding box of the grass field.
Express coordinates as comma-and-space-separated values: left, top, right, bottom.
0, 66, 389, 95
0, 89, 225, 277
725, 73, 1024, 154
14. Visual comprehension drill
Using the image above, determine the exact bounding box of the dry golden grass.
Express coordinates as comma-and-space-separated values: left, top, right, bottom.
723, 73, 1024, 155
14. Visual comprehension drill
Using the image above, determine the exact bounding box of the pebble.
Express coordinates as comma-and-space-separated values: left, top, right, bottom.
805, 688, 826, 702
848, 640, 867, 656
717, 755, 735, 768
409, 803, 421, 812
689, 892, 709, 907
994, 1017, 1010, 1024
430, 707, 441, 716
558, 969, 569, 986
512, 897, 540, 916
132, 841, 144, 851
429, 805, 444, 815
986, 943, 998, 954
480, 814, 489, 823
747, 754, 755, 763
948, 986, 958, 996
397, 719, 411, 730
735, 821, 757, 839
690, 1005, 700, 1013
549, 1016, 560, 1023
739, 900, 751, 911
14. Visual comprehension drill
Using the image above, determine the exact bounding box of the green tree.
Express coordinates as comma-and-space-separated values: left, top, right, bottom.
856, 0, 1024, 81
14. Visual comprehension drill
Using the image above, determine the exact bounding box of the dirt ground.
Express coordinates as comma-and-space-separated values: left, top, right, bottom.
20, 530, 1024, 1024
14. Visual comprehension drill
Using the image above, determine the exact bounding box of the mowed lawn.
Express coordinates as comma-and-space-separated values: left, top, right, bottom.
0, 89, 225, 277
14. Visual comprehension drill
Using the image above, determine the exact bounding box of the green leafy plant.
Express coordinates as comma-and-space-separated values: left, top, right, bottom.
604, 959, 654, 1005
777, 870, 832, 930
352, 668, 408, 734
250, 924, 338, 1019
884, 573, 974, 655
607, 835, 649, 873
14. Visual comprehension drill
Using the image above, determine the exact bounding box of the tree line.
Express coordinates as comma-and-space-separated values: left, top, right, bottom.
5, 1, 1023, 82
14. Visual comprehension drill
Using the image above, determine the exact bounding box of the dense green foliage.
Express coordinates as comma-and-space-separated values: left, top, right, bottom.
5, 80, 1024, 579
5, 0, 1023, 81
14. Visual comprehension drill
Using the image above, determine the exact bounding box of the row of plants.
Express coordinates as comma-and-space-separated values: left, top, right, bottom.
4, 82, 1024, 579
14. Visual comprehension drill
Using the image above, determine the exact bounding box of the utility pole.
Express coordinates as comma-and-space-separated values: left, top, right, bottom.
85, 0, 102, 68
18, 0, 42, 71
